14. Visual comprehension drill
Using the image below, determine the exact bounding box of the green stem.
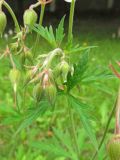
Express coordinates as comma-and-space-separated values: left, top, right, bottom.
0, 0, 3, 10
68, 0, 76, 44
91, 97, 117, 160
3, 1, 20, 33
68, 95, 79, 160
39, 4, 45, 26
33, 4, 45, 57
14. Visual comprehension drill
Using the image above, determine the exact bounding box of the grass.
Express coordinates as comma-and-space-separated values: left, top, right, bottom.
0, 18, 120, 159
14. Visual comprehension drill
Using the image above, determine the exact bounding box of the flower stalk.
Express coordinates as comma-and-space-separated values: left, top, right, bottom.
3, 1, 20, 32
68, 0, 76, 44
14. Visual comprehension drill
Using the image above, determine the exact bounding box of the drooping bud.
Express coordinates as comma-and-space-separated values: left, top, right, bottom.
0, 11, 7, 35
60, 61, 70, 83
23, 9, 37, 28
24, 67, 38, 86
33, 83, 43, 102
107, 134, 120, 160
44, 83, 57, 105
9, 68, 21, 92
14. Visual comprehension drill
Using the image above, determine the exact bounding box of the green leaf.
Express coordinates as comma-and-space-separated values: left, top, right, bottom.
69, 95, 98, 150
53, 128, 77, 160
65, 42, 97, 54
31, 139, 71, 159
56, 16, 65, 47
15, 100, 49, 135
32, 17, 65, 48
32, 24, 57, 48
67, 50, 89, 91
67, 50, 113, 91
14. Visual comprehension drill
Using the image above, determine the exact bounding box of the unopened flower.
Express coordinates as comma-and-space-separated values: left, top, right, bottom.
60, 60, 70, 83
107, 134, 120, 160
9, 68, 21, 92
44, 83, 57, 105
33, 83, 43, 102
23, 9, 38, 28
0, 11, 7, 35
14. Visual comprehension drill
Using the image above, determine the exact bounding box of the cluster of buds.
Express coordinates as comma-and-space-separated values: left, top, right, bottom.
107, 62, 120, 160
10, 29, 33, 65
24, 48, 71, 105
31, 69, 57, 105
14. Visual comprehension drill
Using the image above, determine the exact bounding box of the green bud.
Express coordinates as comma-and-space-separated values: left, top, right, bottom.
9, 68, 21, 92
23, 9, 37, 27
44, 84, 57, 105
107, 134, 120, 160
33, 83, 43, 102
60, 61, 70, 83
0, 11, 7, 35
24, 67, 38, 86
25, 50, 33, 63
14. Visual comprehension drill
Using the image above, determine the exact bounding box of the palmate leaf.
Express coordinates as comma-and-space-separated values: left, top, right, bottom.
67, 50, 89, 91
32, 16, 65, 48
32, 24, 57, 48
0, 103, 22, 125
15, 100, 49, 135
53, 128, 77, 160
65, 41, 97, 54
31, 128, 77, 160
31, 139, 71, 159
67, 50, 114, 91
82, 68, 113, 84
56, 16, 65, 47
68, 95, 98, 151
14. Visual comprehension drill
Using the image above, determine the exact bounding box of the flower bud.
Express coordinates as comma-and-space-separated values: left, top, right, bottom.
33, 83, 43, 102
60, 61, 70, 83
107, 134, 120, 160
44, 83, 57, 105
9, 68, 21, 92
0, 11, 7, 35
23, 9, 37, 27
25, 50, 33, 63
24, 69, 38, 86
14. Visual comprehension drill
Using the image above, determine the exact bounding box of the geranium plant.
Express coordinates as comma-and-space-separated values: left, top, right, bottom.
0, 0, 113, 159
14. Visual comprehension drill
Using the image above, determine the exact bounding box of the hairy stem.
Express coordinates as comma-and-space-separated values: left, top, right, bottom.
33, 4, 45, 57
29, 2, 41, 9
68, 0, 75, 44
3, 1, 20, 32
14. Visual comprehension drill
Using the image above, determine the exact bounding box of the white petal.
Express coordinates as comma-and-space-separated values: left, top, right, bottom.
64, 0, 76, 3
